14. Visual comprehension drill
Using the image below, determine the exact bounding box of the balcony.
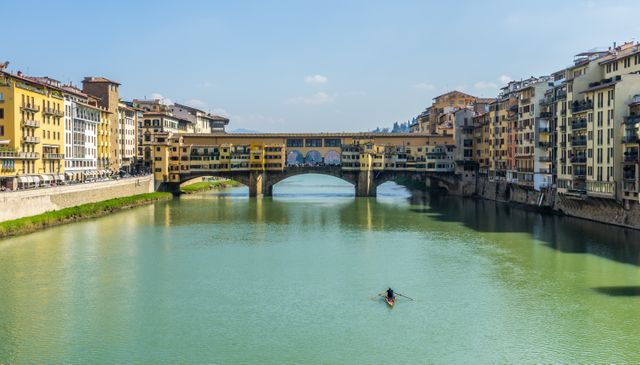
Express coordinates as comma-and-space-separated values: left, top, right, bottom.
573, 170, 587, 179
20, 104, 40, 113
624, 115, 640, 125
21, 119, 40, 128
538, 141, 552, 148
555, 91, 567, 100
43, 107, 64, 117
622, 135, 639, 144
624, 154, 639, 163
571, 156, 587, 164
571, 139, 587, 147
22, 136, 40, 144
539, 156, 552, 162
0, 151, 40, 159
571, 119, 588, 131
571, 100, 593, 114
43, 153, 64, 160
539, 111, 553, 118
538, 127, 550, 133
623, 180, 637, 192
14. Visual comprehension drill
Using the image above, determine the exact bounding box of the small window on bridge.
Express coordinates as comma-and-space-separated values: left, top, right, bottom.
286, 139, 303, 147
324, 138, 340, 147
305, 139, 322, 147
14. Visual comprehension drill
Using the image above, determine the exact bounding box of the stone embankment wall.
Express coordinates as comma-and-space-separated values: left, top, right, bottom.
0, 175, 154, 222
473, 175, 640, 229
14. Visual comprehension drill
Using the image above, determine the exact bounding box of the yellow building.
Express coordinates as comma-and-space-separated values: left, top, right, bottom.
0, 71, 65, 189
98, 109, 112, 171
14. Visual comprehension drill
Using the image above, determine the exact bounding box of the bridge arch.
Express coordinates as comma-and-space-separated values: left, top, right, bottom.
305, 150, 322, 165
286, 150, 304, 166
324, 150, 341, 165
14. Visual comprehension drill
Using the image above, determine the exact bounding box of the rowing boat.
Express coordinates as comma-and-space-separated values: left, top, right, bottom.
384, 296, 395, 307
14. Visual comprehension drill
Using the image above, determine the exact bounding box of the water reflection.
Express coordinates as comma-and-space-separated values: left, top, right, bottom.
410, 192, 640, 267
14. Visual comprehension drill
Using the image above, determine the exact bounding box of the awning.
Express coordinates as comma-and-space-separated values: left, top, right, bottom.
17, 176, 29, 184
41, 175, 52, 183
32, 176, 41, 185
55, 174, 65, 181
65, 172, 74, 179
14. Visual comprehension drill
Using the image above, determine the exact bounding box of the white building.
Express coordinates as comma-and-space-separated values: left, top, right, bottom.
117, 102, 137, 172
62, 86, 100, 180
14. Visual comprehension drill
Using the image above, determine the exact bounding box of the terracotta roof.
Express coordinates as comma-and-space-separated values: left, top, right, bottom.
82, 76, 121, 85
433, 90, 476, 100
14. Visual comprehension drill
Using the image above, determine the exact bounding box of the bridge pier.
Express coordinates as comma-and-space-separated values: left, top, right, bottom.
355, 170, 376, 197
248, 171, 268, 197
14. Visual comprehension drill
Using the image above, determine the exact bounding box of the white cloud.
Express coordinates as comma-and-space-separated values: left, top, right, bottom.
474, 81, 498, 89
304, 74, 328, 84
499, 75, 513, 84
150, 93, 173, 105
286, 92, 333, 105
414, 82, 436, 91
185, 99, 207, 108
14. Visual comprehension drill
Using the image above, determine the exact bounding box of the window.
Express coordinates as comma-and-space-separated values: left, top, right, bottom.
0, 108, 3, 119
286, 139, 303, 147
305, 139, 322, 147
0, 125, 3, 136
324, 138, 341, 147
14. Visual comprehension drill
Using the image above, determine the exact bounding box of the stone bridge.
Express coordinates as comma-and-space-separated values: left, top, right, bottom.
161, 166, 462, 197
148, 132, 464, 197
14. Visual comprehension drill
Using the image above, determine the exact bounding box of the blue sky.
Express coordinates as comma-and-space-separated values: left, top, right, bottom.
3, 0, 640, 132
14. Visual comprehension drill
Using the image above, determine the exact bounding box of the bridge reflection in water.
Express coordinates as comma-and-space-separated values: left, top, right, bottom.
147, 132, 463, 196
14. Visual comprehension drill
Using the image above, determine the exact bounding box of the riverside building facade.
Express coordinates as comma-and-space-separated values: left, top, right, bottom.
0, 71, 66, 189
411, 41, 640, 206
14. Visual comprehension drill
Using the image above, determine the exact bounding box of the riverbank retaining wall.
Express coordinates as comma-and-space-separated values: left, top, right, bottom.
473, 175, 640, 229
0, 175, 154, 222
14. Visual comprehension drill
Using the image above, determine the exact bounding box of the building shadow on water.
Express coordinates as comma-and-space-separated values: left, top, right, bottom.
592, 286, 640, 296
410, 191, 640, 267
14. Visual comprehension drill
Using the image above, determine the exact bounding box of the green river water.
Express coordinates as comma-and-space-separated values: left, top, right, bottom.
1, 175, 639, 364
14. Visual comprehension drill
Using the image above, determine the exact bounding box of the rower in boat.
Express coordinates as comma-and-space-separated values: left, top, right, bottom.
386, 287, 395, 300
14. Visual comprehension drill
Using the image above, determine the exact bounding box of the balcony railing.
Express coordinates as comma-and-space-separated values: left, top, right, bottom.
539, 156, 552, 162
624, 115, 640, 125
573, 170, 587, 178
539, 111, 553, 118
623, 180, 637, 192
571, 120, 588, 130
20, 104, 40, 113
539, 127, 550, 133
622, 135, 639, 144
0, 151, 40, 159
43, 107, 64, 117
555, 91, 567, 100
624, 154, 639, 163
571, 139, 587, 147
43, 153, 64, 159
571, 100, 593, 113
571, 156, 587, 164
22, 136, 40, 144
21, 119, 40, 128
538, 141, 552, 148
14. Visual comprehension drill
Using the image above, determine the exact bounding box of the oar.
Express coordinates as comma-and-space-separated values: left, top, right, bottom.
395, 292, 414, 301
369, 292, 385, 300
